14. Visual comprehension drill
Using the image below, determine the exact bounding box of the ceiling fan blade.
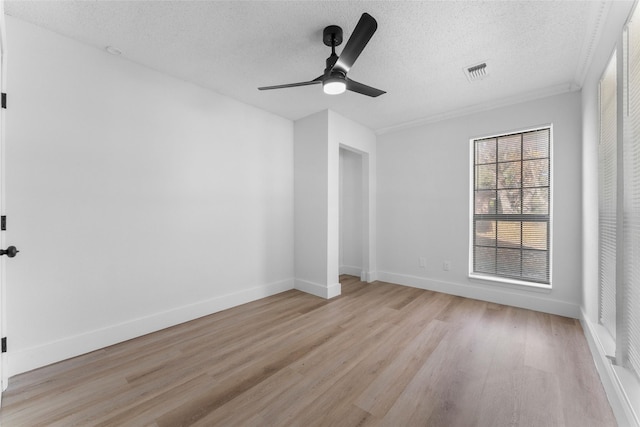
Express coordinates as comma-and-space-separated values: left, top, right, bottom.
346, 78, 386, 97
333, 13, 377, 74
258, 77, 322, 91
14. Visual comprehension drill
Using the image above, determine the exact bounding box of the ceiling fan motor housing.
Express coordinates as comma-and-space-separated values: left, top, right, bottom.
323, 25, 343, 47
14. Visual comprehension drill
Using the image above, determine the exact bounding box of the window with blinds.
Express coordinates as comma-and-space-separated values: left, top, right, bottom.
471, 127, 551, 286
623, 8, 640, 382
598, 3, 640, 385
599, 52, 617, 340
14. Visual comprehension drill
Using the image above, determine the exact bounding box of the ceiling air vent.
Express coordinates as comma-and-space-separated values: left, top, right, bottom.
464, 62, 488, 82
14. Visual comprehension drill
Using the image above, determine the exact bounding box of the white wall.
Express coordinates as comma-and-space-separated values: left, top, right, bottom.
294, 109, 377, 296
377, 91, 583, 318
339, 148, 363, 276
4, 17, 294, 376
293, 110, 337, 297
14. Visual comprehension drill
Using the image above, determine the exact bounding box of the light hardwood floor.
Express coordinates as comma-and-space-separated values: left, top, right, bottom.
0, 276, 616, 426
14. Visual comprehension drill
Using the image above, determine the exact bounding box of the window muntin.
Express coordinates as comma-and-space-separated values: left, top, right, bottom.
471, 127, 551, 286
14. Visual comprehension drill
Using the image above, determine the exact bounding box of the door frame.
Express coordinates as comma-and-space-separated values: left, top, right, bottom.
337, 143, 375, 283
1, 0, 8, 396
338, 147, 365, 279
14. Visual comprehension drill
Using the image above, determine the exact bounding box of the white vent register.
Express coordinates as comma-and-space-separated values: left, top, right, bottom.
464, 62, 488, 82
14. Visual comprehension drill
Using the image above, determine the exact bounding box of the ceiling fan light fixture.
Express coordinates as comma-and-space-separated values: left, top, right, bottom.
323, 77, 347, 95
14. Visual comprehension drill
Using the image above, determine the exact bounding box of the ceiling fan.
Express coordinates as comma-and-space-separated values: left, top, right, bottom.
258, 13, 386, 97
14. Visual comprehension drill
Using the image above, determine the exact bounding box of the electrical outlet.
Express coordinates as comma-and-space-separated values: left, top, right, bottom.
419, 257, 427, 268
443, 261, 451, 271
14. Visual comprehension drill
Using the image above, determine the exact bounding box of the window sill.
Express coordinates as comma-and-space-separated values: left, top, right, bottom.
611, 365, 640, 426
469, 273, 552, 293
588, 319, 640, 426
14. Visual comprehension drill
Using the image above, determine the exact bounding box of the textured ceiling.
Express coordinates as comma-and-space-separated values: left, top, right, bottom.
4, 1, 613, 133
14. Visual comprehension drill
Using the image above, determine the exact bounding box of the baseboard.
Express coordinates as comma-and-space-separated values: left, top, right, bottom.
376, 271, 579, 318
338, 266, 377, 283
327, 282, 341, 298
7, 278, 294, 377
294, 278, 341, 299
580, 311, 640, 427
364, 270, 377, 282
339, 265, 362, 277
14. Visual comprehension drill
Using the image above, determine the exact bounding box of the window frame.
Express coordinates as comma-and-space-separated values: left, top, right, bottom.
591, 4, 640, 419
468, 124, 554, 290
597, 49, 618, 341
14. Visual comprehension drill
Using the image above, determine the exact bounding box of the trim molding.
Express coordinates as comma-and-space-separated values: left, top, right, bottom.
377, 271, 579, 318
8, 278, 294, 377
364, 271, 378, 283
327, 282, 341, 299
573, 1, 613, 88
376, 84, 578, 135
580, 311, 640, 427
339, 265, 362, 277
294, 278, 341, 299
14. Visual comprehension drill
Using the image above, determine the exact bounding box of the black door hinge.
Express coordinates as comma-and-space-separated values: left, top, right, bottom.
1, 337, 6, 353
1, 215, 5, 231
1, 93, 6, 109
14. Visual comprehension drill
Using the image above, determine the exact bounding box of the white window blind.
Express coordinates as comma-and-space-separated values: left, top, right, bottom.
623, 9, 640, 381
599, 52, 618, 340
472, 128, 551, 285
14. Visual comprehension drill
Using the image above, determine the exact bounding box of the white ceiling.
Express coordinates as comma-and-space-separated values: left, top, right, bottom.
4, 1, 612, 133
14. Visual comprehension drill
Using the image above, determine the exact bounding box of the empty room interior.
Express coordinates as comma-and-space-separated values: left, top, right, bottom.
0, 0, 639, 425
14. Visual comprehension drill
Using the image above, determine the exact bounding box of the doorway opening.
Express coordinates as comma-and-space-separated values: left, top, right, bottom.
339, 147, 364, 287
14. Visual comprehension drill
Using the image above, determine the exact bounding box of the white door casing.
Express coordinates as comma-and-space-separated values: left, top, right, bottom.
0, 0, 8, 397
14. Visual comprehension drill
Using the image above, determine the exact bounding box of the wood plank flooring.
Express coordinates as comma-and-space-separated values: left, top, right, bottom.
0, 276, 616, 426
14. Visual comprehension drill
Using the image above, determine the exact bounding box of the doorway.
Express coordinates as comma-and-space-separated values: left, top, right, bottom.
339, 147, 364, 283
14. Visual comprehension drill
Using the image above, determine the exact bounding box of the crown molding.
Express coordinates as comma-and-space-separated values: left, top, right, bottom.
375, 83, 579, 135
573, 1, 612, 90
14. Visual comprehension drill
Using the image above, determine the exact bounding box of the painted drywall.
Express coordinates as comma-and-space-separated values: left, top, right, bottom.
294, 109, 376, 296
293, 110, 337, 297
4, 16, 294, 376
377, 91, 582, 318
339, 148, 363, 276
579, 2, 640, 426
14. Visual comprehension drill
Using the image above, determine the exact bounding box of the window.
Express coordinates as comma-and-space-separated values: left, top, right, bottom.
622, 5, 640, 381
598, 52, 617, 340
471, 127, 551, 287
598, 1, 640, 385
